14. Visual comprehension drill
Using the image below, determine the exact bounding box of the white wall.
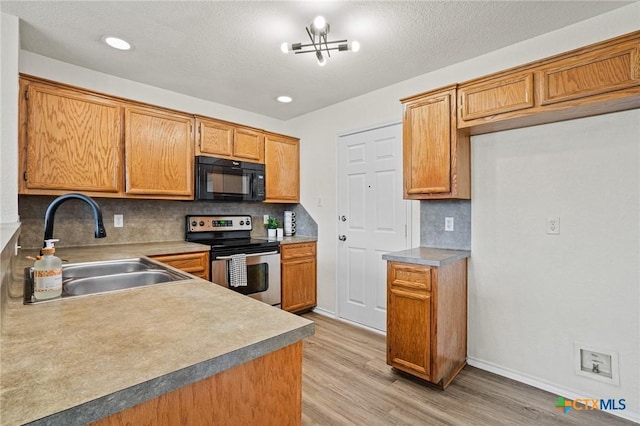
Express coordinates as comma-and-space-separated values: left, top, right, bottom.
0, 13, 20, 225
470, 109, 639, 420
288, 3, 640, 315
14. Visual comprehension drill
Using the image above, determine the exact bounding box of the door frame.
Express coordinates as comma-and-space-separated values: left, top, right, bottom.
333, 121, 416, 330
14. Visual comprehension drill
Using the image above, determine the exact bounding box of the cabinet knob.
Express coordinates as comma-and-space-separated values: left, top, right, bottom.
338, 235, 347, 241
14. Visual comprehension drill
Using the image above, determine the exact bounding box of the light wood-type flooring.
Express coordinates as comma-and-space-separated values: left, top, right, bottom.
301, 312, 634, 426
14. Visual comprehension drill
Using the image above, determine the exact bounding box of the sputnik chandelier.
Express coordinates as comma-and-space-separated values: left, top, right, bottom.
281, 16, 360, 66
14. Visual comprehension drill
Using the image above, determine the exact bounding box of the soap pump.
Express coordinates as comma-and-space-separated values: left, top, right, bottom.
33, 239, 62, 300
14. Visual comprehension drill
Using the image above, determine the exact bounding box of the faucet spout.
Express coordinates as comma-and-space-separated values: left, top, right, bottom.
43, 193, 107, 247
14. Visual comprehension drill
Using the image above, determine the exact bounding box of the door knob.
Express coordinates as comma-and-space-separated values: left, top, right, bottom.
338, 235, 347, 241
340, 215, 347, 222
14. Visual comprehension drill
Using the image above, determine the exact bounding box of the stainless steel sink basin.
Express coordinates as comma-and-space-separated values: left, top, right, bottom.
62, 258, 154, 278
24, 257, 193, 304
64, 270, 185, 296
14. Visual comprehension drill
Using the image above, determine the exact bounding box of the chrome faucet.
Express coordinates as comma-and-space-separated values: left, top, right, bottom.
43, 193, 107, 248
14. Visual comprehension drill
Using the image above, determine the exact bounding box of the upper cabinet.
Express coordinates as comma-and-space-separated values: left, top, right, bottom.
124, 106, 194, 199
401, 85, 470, 200
19, 76, 195, 200
264, 133, 300, 203
19, 78, 123, 195
196, 116, 264, 163
458, 31, 640, 134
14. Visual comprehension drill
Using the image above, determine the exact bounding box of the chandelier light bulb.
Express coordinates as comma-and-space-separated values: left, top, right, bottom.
313, 16, 327, 31
280, 42, 290, 54
351, 41, 360, 52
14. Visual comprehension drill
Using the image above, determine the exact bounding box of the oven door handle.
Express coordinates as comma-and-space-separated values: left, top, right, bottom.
214, 251, 279, 260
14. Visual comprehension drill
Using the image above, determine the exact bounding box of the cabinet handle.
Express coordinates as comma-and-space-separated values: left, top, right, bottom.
338, 235, 347, 241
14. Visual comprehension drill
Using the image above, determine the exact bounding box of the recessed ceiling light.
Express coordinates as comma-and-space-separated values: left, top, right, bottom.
277, 96, 293, 103
102, 36, 132, 51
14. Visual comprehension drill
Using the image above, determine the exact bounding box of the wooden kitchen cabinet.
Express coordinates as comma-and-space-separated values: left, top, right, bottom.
281, 242, 316, 314
124, 105, 194, 199
264, 133, 300, 203
457, 31, 640, 134
458, 71, 534, 121
196, 116, 265, 163
18, 77, 123, 195
149, 251, 210, 280
401, 85, 470, 200
387, 259, 467, 388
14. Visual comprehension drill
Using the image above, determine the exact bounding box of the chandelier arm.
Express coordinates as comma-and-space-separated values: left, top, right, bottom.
305, 26, 321, 54
293, 46, 349, 54
323, 33, 331, 58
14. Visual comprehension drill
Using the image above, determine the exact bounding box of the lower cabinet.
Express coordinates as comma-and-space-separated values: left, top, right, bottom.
387, 259, 467, 388
281, 242, 317, 314
149, 251, 210, 280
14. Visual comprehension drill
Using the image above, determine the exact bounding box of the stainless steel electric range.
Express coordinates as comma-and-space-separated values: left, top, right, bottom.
185, 215, 281, 307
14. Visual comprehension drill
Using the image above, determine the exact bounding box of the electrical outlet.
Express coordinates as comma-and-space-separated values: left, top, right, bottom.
445, 217, 454, 232
114, 214, 124, 228
547, 216, 560, 234
263, 214, 269, 224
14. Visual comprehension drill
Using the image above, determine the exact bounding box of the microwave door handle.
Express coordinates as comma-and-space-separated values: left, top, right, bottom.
215, 251, 279, 260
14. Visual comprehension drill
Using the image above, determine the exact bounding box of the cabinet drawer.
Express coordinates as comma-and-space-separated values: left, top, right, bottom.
150, 251, 210, 279
459, 72, 534, 121
281, 242, 316, 260
388, 262, 431, 292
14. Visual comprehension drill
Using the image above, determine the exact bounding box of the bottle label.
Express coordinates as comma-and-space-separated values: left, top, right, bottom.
34, 268, 62, 292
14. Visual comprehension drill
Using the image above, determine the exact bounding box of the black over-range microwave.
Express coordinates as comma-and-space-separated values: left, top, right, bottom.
195, 156, 266, 201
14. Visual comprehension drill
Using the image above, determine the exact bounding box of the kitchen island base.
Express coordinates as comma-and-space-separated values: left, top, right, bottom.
92, 341, 302, 425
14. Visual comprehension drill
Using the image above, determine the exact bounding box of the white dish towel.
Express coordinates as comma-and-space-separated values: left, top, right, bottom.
229, 254, 247, 287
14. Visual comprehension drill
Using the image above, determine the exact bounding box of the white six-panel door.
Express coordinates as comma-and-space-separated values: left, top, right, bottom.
337, 123, 409, 331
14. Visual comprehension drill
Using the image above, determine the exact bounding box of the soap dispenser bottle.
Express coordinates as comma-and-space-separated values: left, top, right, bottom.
34, 239, 62, 300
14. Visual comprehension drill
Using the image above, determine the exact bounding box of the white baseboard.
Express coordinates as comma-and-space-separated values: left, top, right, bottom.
310, 306, 335, 318
467, 357, 640, 424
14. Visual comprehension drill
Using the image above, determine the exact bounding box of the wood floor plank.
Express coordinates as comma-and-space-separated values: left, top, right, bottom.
301, 312, 634, 426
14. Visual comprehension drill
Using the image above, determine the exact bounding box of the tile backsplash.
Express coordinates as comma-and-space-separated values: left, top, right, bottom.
18, 195, 317, 249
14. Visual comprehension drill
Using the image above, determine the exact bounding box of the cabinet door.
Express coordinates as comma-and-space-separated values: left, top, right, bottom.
403, 90, 452, 196
459, 72, 534, 121
196, 118, 233, 157
387, 262, 432, 380
538, 40, 640, 105
264, 134, 300, 203
22, 80, 122, 193
125, 106, 194, 198
402, 86, 470, 200
234, 127, 265, 163
150, 252, 210, 280
282, 257, 317, 313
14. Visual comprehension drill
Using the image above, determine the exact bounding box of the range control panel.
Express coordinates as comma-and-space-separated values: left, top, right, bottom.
186, 215, 252, 232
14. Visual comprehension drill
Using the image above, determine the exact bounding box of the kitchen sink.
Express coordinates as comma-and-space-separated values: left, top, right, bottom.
63, 270, 185, 296
60, 258, 155, 278
24, 257, 193, 304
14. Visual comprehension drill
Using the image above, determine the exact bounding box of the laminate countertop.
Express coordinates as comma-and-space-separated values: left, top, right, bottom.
0, 241, 314, 425
382, 247, 471, 267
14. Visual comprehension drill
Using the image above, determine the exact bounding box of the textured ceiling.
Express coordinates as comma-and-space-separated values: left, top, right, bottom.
1, 1, 632, 120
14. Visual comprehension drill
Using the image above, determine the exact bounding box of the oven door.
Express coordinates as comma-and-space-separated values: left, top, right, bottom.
211, 251, 281, 307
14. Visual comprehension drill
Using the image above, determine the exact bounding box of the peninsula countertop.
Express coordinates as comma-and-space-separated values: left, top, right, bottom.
0, 241, 314, 425
382, 246, 471, 267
